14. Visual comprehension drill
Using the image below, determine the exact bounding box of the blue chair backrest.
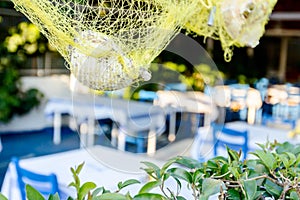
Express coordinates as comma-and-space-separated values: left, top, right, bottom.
11, 157, 59, 200
212, 124, 249, 160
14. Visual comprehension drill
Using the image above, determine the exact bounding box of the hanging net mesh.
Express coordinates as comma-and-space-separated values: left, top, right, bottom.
11, 0, 276, 90
11, 0, 195, 90
184, 0, 277, 62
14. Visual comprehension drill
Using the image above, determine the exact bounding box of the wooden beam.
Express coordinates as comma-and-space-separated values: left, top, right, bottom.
270, 12, 300, 21
265, 29, 300, 37
278, 37, 288, 82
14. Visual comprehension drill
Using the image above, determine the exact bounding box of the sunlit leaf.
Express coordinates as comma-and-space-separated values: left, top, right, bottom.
228, 167, 240, 179
253, 150, 276, 170
161, 157, 179, 174
48, 193, 60, 200
26, 185, 45, 200
95, 193, 128, 200
138, 180, 161, 194
133, 193, 167, 200
0, 194, 8, 200
141, 162, 161, 179
118, 179, 140, 190
75, 162, 85, 174
78, 182, 96, 200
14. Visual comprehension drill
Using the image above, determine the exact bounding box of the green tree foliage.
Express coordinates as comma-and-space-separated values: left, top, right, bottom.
0, 22, 45, 123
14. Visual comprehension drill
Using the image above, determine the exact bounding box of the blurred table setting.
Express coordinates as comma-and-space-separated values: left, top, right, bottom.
44, 93, 165, 155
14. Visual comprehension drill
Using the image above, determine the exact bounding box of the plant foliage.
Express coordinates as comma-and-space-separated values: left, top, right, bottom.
0, 22, 45, 123
3, 141, 300, 200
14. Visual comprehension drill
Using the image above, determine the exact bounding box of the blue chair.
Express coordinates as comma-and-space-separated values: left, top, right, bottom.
212, 124, 249, 160
11, 157, 60, 200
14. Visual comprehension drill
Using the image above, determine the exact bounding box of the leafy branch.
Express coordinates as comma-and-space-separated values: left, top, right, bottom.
5, 141, 300, 200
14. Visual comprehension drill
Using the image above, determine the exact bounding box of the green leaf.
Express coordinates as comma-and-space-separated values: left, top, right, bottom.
118, 179, 141, 190
275, 142, 294, 154
227, 147, 241, 162
161, 157, 179, 174
78, 182, 97, 200
278, 154, 289, 168
264, 179, 283, 198
206, 160, 218, 170
92, 187, 105, 196
0, 193, 8, 200
253, 150, 276, 170
176, 196, 187, 200
26, 185, 45, 200
48, 193, 60, 200
174, 156, 201, 169
141, 162, 161, 179
289, 190, 300, 200
228, 167, 240, 179
162, 173, 170, 181
133, 193, 167, 200
70, 167, 76, 176
227, 189, 240, 200
95, 193, 128, 200
295, 154, 300, 166
220, 164, 229, 174
138, 180, 161, 194
172, 177, 182, 192
242, 180, 257, 200
285, 152, 296, 166
256, 143, 266, 150
199, 178, 225, 199
192, 169, 204, 183
167, 168, 192, 183
75, 162, 85, 174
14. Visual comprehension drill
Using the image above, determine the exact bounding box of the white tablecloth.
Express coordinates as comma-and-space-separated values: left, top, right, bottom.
45, 96, 165, 132
44, 95, 166, 154
1, 146, 170, 200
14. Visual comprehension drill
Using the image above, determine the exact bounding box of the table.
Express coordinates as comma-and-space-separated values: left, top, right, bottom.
154, 90, 217, 141
191, 121, 299, 160
1, 146, 194, 200
45, 94, 165, 155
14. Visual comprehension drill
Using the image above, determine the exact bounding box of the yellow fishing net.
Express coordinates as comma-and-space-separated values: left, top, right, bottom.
184, 0, 277, 62
11, 0, 195, 90
10, 0, 276, 90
